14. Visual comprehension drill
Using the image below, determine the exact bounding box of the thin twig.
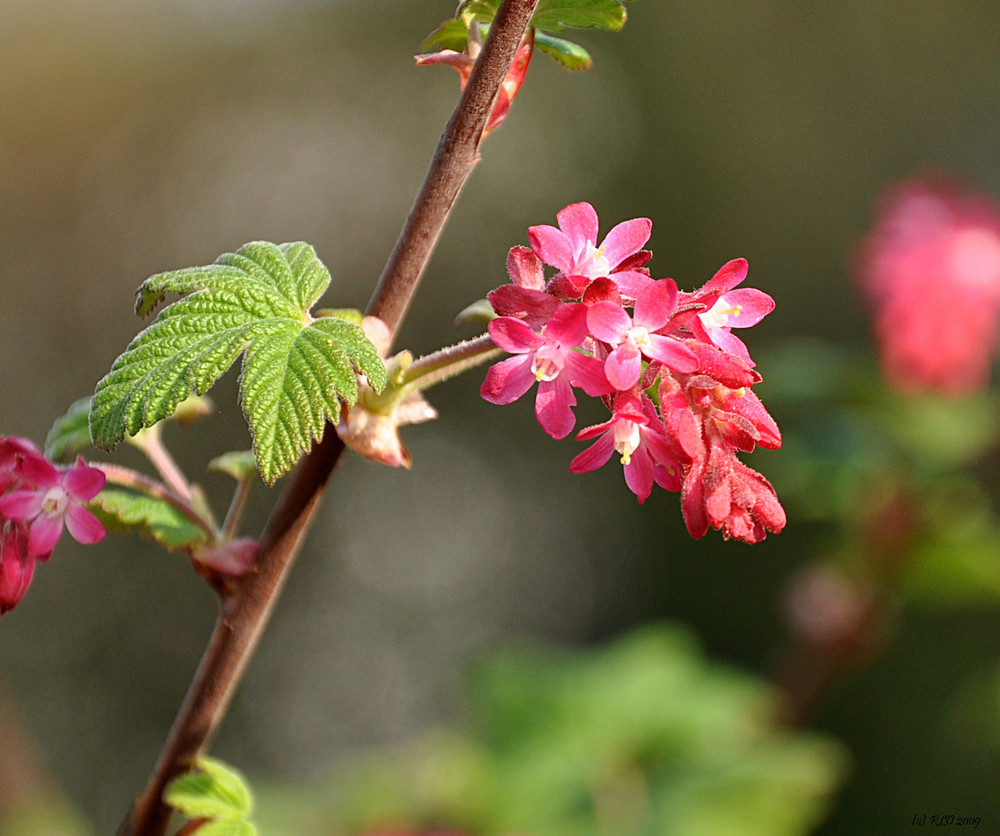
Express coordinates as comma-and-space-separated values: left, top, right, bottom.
366, 0, 540, 339
118, 3, 539, 833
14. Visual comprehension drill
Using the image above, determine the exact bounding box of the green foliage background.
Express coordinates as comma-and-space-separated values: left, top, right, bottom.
1, 1, 999, 833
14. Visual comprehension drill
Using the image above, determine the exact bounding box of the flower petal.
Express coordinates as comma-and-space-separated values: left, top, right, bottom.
27, 515, 63, 557
565, 353, 614, 397
63, 463, 106, 502
601, 218, 652, 269
634, 279, 678, 331
703, 258, 749, 294
488, 285, 560, 330
587, 301, 631, 344
556, 202, 599, 250
608, 269, 654, 299
535, 377, 577, 440
543, 302, 590, 347
723, 288, 775, 327
569, 432, 615, 473
64, 504, 107, 545
0, 491, 44, 521
623, 449, 655, 503
488, 317, 544, 353
481, 355, 536, 404
644, 334, 698, 373
506, 245, 546, 291
604, 344, 642, 391
528, 224, 574, 273
19, 455, 59, 489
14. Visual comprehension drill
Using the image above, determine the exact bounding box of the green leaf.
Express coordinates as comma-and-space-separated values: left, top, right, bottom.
531, 0, 630, 32
45, 397, 94, 462
90, 488, 208, 552
534, 32, 593, 70
197, 821, 257, 836
90, 241, 386, 485
209, 451, 259, 482
421, 17, 474, 52
313, 307, 364, 325
165, 756, 254, 821
458, 0, 500, 22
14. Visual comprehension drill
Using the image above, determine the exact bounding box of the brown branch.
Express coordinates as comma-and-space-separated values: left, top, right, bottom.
366, 0, 540, 339
117, 2, 539, 833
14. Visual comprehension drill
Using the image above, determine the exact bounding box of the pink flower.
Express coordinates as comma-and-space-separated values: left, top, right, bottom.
587, 279, 698, 389
858, 176, 1000, 394
683, 380, 781, 453
0, 524, 35, 614
528, 202, 654, 298
570, 395, 685, 503
482, 303, 613, 439
487, 246, 560, 330
0, 455, 106, 558
681, 436, 786, 544
0, 435, 46, 494
682, 259, 775, 363
479, 202, 785, 541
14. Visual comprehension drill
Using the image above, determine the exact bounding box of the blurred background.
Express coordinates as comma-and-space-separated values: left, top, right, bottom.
2, 1, 1000, 833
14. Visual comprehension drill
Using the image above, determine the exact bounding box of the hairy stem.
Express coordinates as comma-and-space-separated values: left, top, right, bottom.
400, 333, 502, 390
220, 476, 254, 542
118, 3, 538, 833
128, 426, 193, 504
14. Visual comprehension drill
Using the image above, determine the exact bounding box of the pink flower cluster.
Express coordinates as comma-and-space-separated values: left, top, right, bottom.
0, 436, 106, 613
858, 177, 1000, 395
481, 202, 785, 543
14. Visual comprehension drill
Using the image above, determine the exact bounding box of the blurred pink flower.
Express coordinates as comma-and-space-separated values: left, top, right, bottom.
858, 177, 1000, 394
0, 523, 34, 614
0, 455, 106, 558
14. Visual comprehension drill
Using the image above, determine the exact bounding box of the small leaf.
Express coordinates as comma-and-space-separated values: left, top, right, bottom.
454, 299, 498, 328
165, 756, 254, 821
90, 488, 208, 552
459, 0, 501, 22
208, 451, 259, 482
45, 397, 94, 462
421, 17, 473, 52
197, 821, 257, 836
313, 307, 364, 325
90, 242, 386, 485
172, 394, 216, 426
534, 32, 593, 70
531, 0, 629, 32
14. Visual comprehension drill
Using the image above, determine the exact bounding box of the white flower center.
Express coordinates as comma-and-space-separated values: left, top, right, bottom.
613, 419, 641, 466
700, 296, 743, 330
41, 486, 69, 516
624, 325, 650, 351
531, 345, 564, 382
579, 240, 612, 278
